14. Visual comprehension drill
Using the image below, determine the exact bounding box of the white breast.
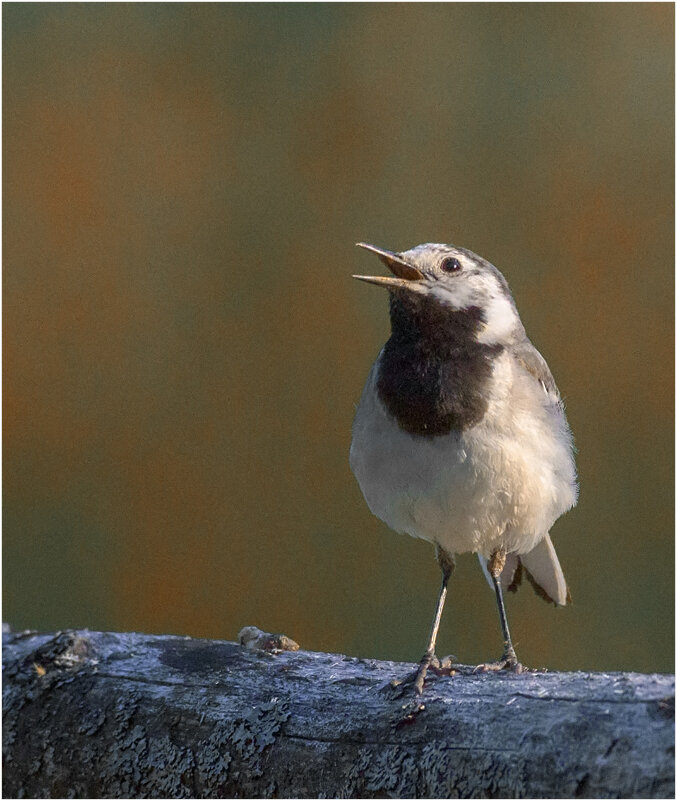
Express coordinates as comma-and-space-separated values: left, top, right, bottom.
349, 351, 577, 558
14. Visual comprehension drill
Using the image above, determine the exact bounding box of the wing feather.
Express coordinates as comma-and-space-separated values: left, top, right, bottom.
511, 337, 561, 401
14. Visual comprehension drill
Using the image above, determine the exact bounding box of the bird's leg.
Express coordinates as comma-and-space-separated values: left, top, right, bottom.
412, 546, 455, 694
477, 547, 525, 673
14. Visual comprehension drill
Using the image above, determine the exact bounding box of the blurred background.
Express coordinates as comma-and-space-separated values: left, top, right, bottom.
3, 4, 673, 674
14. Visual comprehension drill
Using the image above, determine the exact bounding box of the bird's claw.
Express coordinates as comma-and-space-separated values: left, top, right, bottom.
474, 654, 526, 674
387, 653, 457, 697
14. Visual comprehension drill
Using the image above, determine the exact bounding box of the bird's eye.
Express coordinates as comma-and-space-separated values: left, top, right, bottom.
440, 257, 462, 274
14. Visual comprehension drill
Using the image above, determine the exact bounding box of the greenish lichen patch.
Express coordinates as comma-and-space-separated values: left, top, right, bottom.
192, 697, 291, 793
77, 707, 106, 737
342, 739, 533, 798
233, 700, 291, 759
143, 735, 195, 798
347, 745, 419, 797
194, 739, 232, 791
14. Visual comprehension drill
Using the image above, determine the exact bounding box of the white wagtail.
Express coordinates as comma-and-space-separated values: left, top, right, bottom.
350, 242, 578, 694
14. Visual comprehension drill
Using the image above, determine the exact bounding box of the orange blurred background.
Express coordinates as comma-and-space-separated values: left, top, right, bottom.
3, 4, 673, 673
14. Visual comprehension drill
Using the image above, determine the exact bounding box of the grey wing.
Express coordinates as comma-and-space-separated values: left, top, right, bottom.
511, 338, 561, 402
513, 337, 578, 497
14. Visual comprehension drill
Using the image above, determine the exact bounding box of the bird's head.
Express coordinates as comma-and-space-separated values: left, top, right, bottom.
354, 242, 523, 345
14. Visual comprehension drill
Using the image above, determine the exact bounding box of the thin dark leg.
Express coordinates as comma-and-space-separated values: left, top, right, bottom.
486, 548, 521, 670
413, 547, 454, 695
490, 572, 518, 665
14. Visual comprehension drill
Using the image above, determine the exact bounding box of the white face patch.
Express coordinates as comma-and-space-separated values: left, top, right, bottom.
426, 279, 476, 309
476, 291, 519, 344
413, 251, 480, 309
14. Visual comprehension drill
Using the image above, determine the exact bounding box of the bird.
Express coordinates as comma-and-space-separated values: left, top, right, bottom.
349, 242, 578, 695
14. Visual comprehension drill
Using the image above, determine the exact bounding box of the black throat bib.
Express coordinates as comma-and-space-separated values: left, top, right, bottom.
377, 292, 503, 437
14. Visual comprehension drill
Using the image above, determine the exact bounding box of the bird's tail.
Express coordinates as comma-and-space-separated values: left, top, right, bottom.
478, 533, 571, 606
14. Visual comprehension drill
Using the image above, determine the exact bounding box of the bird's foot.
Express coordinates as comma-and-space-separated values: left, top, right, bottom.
413, 652, 457, 694
388, 653, 456, 729
388, 652, 456, 697
475, 650, 526, 674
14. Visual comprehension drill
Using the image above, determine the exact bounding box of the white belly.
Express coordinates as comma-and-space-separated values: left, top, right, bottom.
349, 352, 577, 558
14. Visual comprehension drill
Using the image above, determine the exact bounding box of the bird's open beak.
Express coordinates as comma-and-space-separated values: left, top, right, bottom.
353, 242, 424, 288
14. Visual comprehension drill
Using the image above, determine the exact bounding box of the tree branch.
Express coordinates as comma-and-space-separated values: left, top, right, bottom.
2, 628, 674, 798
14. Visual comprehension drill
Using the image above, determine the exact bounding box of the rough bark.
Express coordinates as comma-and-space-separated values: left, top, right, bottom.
2, 628, 674, 798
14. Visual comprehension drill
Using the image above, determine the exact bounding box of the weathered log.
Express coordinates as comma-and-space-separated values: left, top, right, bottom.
2, 628, 674, 798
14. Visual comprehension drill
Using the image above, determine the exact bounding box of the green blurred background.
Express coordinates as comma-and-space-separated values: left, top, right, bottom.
3, 3, 674, 673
